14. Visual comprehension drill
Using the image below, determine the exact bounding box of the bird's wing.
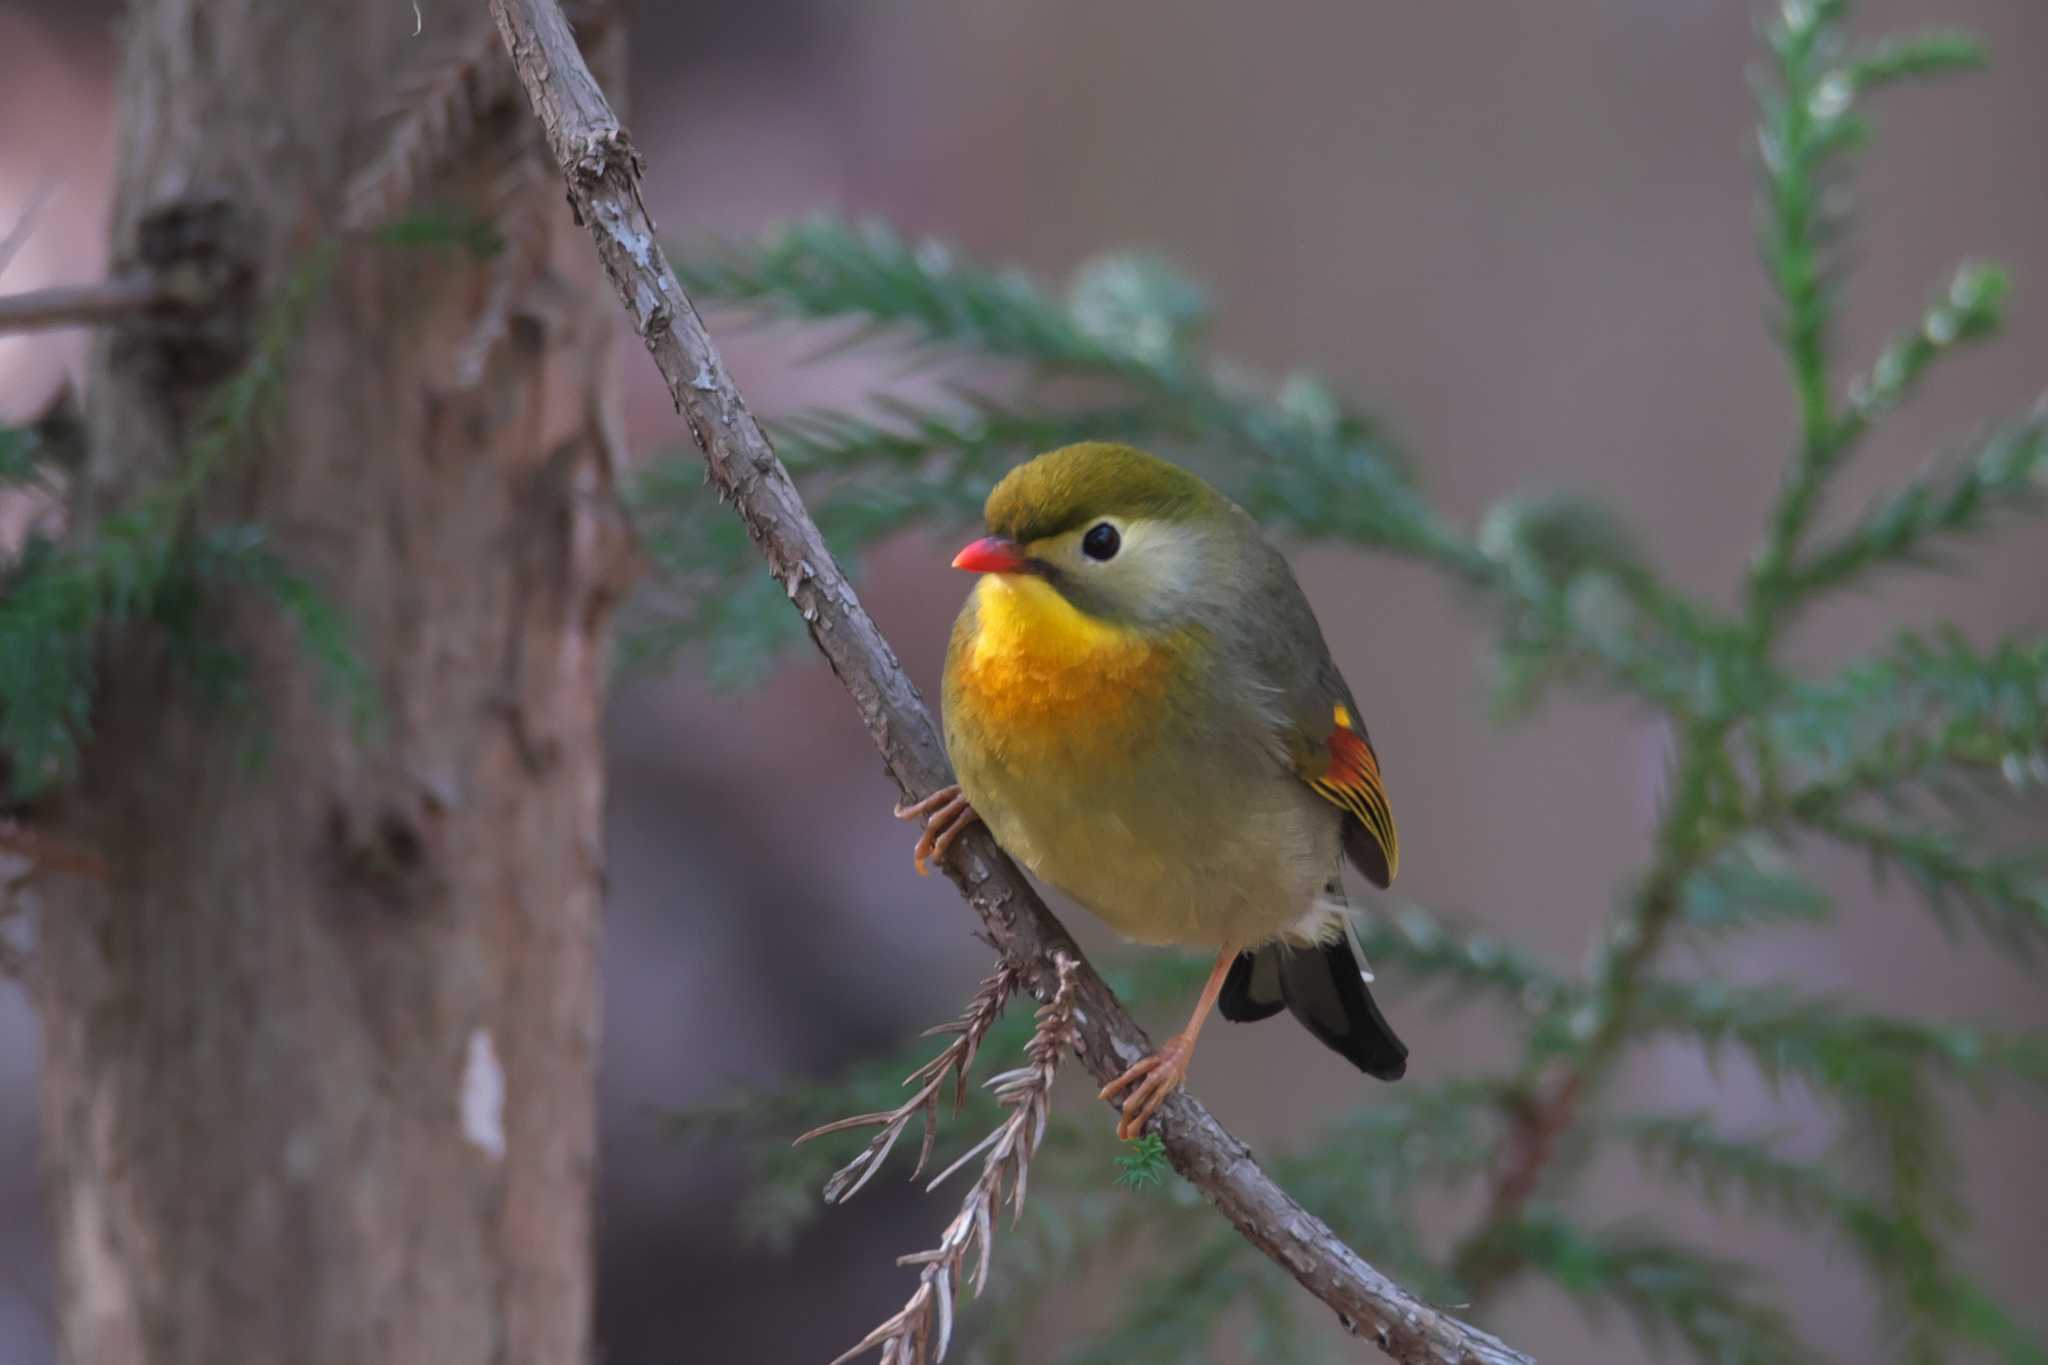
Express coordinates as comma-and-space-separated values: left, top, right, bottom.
1288, 686, 1398, 888
1226, 520, 1399, 887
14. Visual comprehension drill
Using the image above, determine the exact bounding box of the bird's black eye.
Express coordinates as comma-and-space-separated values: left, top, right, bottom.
1081, 522, 1121, 561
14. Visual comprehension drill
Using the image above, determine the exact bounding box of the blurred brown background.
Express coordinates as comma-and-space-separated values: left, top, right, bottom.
2, 1, 2043, 1360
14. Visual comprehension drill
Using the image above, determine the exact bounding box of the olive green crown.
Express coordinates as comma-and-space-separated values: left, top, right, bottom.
983, 443, 1219, 544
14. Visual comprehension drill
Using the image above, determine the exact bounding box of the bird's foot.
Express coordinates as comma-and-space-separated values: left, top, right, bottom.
893, 784, 980, 876
1099, 1031, 1197, 1141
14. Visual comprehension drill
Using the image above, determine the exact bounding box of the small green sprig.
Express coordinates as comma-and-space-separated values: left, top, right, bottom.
1113, 1133, 1169, 1191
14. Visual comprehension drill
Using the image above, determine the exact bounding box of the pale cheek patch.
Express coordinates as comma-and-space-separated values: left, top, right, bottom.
1108, 519, 1198, 602
460, 1028, 507, 1161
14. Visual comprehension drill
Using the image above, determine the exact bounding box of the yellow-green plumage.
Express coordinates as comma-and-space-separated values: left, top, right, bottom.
939, 443, 1408, 1080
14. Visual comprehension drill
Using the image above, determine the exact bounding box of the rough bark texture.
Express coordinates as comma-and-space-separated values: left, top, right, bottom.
35, 4, 632, 1363
485, 2, 1531, 1362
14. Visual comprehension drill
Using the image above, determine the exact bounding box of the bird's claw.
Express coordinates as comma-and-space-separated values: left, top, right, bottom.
894, 784, 980, 875
1099, 1032, 1195, 1141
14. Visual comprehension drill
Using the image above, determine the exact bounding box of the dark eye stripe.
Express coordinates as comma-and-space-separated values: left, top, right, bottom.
1081, 522, 1121, 561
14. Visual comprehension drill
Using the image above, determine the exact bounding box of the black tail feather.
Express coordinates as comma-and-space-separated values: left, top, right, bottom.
1218, 932, 1407, 1081
1218, 946, 1285, 1023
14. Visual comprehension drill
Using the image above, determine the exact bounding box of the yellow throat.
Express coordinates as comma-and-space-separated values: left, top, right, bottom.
954, 573, 1184, 763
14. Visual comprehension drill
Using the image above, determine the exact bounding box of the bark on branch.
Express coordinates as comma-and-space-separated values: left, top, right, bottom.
483, 3, 1533, 1361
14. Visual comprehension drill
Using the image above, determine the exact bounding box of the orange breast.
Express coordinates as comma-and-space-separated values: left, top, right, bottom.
951, 575, 1184, 765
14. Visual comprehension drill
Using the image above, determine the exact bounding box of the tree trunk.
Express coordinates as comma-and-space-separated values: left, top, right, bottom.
35, 4, 630, 1362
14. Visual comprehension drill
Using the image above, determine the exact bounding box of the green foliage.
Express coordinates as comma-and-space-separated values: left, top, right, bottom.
369, 207, 505, 258
181, 526, 381, 736
1113, 1134, 1169, 1191
1768, 629, 2048, 800
1617, 1112, 2046, 1365
623, 397, 1144, 678
675, 219, 1115, 369
0, 242, 375, 798
1813, 813, 2048, 957
0, 422, 61, 492
659, 3, 2048, 1361
1627, 978, 2048, 1106
1790, 415, 2047, 600
1276, 1078, 1510, 1301
1504, 1212, 1816, 1365
1358, 900, 1572, 1018
1677, 838, 1833, 937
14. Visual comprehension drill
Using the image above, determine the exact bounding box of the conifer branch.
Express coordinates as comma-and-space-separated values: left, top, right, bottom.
827, 955, 1079, 1365
1846, 30, 1986, 91
1801, 812, 2048, 956
1785, 414, 2048, 599
485, 3, 1533, 1360
343, 3, 619, 234
1627, 977, 2048, 1102
342, 20, 509, 232
1751, 0, 1858, 625
0, 243, 344, 795
1499, 1213, 1817, 1365
1767, 630, 2048, 808
1357, 902, 1572, 1017
1451, 16, 2044, 1327
1613, 1109, 2046, 1363
796, 962, 1021, 1205
665, 227, 1756, 713
1833, 264, 2007, 451
1675, 839, 1832, 936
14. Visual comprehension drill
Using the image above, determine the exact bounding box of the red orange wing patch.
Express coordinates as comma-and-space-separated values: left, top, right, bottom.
1302, 704, 1399, 882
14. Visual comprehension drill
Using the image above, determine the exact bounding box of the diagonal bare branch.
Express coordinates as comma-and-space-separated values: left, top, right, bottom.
483, 2, 1533, 1361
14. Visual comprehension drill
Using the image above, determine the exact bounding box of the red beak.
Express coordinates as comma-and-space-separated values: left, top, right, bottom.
951, 536, 1032, 574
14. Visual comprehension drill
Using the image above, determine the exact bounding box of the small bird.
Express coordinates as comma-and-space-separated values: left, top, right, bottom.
898, 441, 1406, 1140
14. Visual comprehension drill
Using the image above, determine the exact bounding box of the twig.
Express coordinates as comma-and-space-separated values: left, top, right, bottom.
344, 1, 619, 234
0, 276, 169, 334
0, 820, 109, 881
484, 2, 1533, 1361
830, 954, 1078, 1365
0, 177, 59, 284
1450, 733, 1730, 1294
797, 961, 1021, 1204
342, 18, 509, 232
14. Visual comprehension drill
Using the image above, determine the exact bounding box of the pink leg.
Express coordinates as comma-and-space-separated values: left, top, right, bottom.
1098, 944, 1236, 1140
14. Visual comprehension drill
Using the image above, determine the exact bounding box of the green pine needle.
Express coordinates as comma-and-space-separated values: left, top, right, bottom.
1809, 811, 2048, 958
1848, 31, 1987, 92
1506, 1210, 1818, 1365
1358, 902, 1573, 1020
1114, 1133, 1169, 1190
1788, 414, 2048, 599
1678, 839, 1834, 936
1769, 629, 2048, 805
